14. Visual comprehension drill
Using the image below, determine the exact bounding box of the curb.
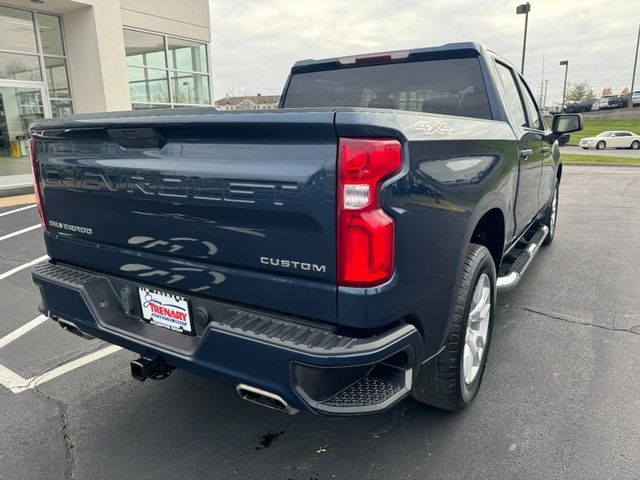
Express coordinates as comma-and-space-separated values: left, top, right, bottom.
0, 183, 34, 198
563, 162, 640, 167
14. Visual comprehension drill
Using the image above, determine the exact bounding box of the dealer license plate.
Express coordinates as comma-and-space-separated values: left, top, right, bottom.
138, 287, 193, 334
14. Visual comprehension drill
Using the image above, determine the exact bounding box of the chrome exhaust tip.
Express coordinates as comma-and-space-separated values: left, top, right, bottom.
236, 383, 299, 415
57, 318, 94, 340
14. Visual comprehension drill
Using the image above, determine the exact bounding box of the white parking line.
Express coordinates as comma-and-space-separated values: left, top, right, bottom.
0, 224, 41, 242
0, 364, 27, 391
0, 345, 123, 393
0, 315, 48, 350
0, 204, 36, 218
0, 255, 49, 281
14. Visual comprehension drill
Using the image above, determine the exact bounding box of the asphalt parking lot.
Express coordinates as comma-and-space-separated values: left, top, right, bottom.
1, 165, 639, 480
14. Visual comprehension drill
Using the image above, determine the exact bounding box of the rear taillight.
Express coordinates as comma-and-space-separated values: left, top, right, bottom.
337, 138, 402, 287
29, 138, 48, 231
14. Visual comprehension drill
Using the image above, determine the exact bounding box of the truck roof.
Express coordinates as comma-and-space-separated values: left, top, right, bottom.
291, 42, 492, 73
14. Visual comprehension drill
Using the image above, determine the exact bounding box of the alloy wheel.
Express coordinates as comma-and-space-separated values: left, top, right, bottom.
463, 273, 491, 385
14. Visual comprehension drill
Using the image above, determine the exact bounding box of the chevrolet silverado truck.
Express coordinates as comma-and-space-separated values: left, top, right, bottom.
29, 42, 582, 415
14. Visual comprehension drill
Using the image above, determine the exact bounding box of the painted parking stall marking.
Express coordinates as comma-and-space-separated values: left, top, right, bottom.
0, 204, 36, 218
0, 345, 122, 393
0, 224, 41, 242
0, 315, 48, 350
0, 255, 49, 281
0, 314, 123, 394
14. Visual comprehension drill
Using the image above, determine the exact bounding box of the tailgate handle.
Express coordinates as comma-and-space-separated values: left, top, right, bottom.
107, 128, 166, 149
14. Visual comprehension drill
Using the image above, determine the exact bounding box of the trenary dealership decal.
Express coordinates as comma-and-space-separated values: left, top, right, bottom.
139, 288, 192, 333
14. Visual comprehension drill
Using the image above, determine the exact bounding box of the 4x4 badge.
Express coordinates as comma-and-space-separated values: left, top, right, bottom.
415, 120, 453, 135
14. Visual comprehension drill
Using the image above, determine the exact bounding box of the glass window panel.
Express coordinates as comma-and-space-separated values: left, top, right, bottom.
283, 57, 491, 119
50, 99, 73, 118
494, 62, 527, 127
37, 13, 64, 56
168, 37, 207, 73
124, 29, 166, 69
516, 75, 543, 130
0, 6, 37, 53
171, 72, 210, 104
128, 66, 170, 103
44, 57, 70, 98
0, 86, 44, 166
0, 52, 41, 81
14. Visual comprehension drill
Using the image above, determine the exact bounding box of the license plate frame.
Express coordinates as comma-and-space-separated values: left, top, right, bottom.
138, 286, 193, 335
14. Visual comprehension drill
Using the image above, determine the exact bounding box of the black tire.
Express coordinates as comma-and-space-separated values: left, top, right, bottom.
411, 244, 496, 411
542, 179, 559, 246
630, 140, 640, 150
596, 141, 606, 150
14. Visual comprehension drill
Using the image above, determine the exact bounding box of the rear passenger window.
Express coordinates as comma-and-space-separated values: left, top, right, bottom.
494, 62, 527, 128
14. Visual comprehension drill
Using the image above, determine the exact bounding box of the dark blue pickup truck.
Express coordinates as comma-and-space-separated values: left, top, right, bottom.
29, 42, 582, 415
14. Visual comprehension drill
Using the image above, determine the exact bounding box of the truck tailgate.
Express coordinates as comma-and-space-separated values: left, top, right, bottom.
33, 111, 338, 323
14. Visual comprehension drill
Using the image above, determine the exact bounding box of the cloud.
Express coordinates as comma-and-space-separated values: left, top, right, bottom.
210, 0, 640, 105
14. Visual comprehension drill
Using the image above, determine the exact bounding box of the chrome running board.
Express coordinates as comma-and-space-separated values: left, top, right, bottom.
497, 225, 549, 292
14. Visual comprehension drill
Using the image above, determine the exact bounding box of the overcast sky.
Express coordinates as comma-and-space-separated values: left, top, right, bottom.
209, 0, 639, 106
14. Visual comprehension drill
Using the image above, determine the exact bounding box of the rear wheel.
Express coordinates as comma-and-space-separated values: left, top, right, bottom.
630, 140, 640, 150
411, 244, 496, 411
596, 141, 606, 150
542, 179, 559, 246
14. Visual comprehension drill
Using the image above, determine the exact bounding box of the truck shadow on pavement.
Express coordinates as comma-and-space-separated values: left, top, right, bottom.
72, 368, 464, 480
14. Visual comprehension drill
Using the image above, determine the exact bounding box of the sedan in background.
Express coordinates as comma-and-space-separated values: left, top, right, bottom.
580, 131, 640, 150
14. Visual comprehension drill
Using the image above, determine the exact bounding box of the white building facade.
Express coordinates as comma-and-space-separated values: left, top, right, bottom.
0, 0, 212, 167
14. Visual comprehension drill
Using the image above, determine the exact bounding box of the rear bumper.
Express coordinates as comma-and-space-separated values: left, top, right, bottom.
32, 261, 424, 415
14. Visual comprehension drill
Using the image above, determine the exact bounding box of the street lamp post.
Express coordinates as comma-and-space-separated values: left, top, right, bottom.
543, 79, 549, 109
629, 24, 639, 109
560, 60, 569, 112
516, 3, 531, 74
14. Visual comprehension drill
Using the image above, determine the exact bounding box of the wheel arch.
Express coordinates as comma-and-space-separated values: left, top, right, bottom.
469, 208, 505, 269
463, 190, 509, 270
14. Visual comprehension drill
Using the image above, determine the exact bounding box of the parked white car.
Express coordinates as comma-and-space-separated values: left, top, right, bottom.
591, 98, 608, 111
580, 131, 640, 150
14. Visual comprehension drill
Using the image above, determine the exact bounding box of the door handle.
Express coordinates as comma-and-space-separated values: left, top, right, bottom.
540, 146, 551, 153
519, 149, 533, 158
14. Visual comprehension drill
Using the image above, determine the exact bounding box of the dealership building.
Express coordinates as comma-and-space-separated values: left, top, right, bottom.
0, 0, 212, 175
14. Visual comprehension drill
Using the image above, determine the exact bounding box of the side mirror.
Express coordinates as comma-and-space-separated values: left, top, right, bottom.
552, 114, 583, 135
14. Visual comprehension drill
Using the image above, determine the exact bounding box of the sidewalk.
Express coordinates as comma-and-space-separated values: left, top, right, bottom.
0, 156, 34, 197
0, 174, 33, 197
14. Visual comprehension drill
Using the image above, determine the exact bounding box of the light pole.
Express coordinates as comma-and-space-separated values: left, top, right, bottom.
559, 60, 569, 112
629, 23, 639, 109
543, 79, 549, 109
516, 3, 531, 74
